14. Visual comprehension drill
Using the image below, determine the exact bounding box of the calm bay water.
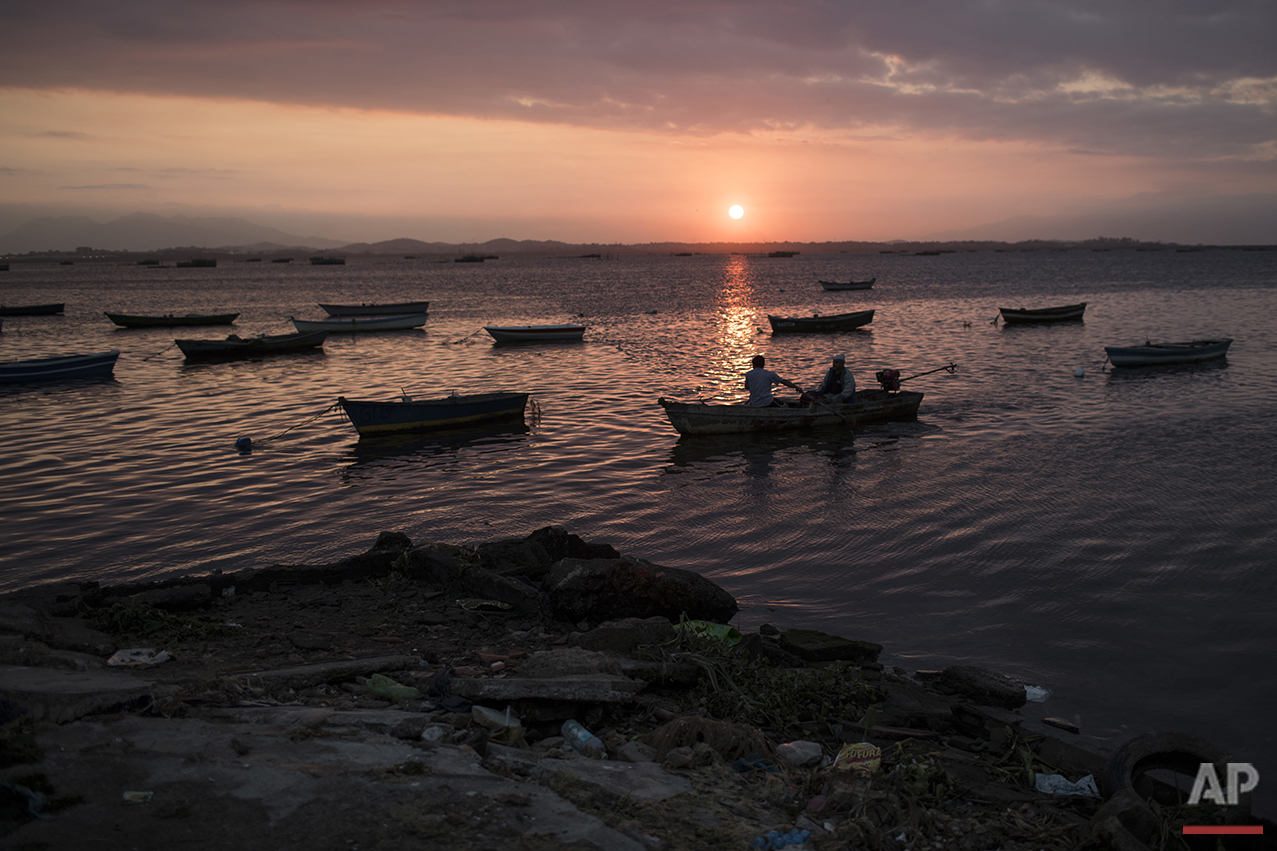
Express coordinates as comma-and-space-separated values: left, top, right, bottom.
2, 248, 1275, 813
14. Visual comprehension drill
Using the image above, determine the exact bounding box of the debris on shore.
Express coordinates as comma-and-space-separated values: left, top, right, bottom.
0, 528, 1268, 849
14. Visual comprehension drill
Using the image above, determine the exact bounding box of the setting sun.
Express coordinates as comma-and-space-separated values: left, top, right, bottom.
729, 205, 744, 219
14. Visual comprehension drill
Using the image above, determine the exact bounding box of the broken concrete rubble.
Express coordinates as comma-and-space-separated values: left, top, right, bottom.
1, 527, 1270, 850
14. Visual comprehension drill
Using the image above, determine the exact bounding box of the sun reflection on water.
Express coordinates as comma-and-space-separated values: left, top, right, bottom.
705, 255, 764, 399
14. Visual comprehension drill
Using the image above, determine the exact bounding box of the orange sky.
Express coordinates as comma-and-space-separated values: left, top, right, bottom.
2, 3, 1274, 245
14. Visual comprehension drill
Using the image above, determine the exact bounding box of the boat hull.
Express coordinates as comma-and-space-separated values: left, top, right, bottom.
0, 350, 120, 383
768, 309, 874, 334
176, 330, 328, 360
0, 303, 65, 316
818, 278, 875, 291
484, 325, 586, 343
292, 313, 427, 333
659, 389, 922, 435
338, 392, 530, 436
999, 303, 1087, 323
106, 312, 239, 328
320, 301, 430, 316
1104, 338, 1232, 368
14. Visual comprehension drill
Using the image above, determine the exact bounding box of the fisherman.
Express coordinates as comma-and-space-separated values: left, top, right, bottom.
814, 353, 857, 403
744, 354, 802, 407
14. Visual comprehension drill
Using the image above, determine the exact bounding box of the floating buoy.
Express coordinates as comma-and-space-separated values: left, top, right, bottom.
235, 436, 252, 450
1074, 368, 1085, 378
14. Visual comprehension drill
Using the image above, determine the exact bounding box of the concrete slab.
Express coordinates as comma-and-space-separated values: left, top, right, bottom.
0, 664, 155, 723
3, 713, 646, 850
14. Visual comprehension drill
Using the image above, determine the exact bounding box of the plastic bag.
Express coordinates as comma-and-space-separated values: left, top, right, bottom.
1034, 773, 1100, 797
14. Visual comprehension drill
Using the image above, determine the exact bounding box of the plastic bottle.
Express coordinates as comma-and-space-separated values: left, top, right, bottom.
560, 719, 606, 759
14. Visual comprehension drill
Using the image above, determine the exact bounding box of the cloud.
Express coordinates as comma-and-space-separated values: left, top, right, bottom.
2, 1, 1273, 160
59, 183, 150, 190
33, 130, 94, 140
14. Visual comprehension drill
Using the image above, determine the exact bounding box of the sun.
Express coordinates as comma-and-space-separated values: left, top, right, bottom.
729, 205, 744, 219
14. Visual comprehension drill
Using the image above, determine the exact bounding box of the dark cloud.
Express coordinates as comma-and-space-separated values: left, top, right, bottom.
3, 1, 1273, 158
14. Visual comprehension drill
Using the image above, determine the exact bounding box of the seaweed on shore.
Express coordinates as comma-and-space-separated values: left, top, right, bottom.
673, 628, 879, 743
89, 600, 239, 644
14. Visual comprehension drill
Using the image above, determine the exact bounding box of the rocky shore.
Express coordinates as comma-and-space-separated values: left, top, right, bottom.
0, 528, 1269, 850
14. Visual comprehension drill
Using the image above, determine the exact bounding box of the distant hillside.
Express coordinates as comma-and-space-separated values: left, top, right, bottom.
0, 212, 346, 253
925, 193, 1277, 245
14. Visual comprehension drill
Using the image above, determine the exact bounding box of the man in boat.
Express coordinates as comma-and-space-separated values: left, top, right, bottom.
812, 353, 857, 404
744, 355, 802, 407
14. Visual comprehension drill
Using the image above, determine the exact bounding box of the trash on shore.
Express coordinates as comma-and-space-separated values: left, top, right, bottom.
362, 673, 421, 703
561, 719, 606, 758
833, 742, 881, 776
1034, 772, 1100, 797
776, 740, 823, 767
106, 648, 171, 667
751, 827, 811, 849
472, 705, 523, 745
674, 619, 742, 645
1024, 685, 1051, 702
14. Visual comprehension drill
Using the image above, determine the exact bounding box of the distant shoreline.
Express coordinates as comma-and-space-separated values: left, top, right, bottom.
5, 237, 1275, 263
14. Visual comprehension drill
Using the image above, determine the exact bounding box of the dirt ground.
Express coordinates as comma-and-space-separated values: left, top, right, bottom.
4, 537, 1269, 851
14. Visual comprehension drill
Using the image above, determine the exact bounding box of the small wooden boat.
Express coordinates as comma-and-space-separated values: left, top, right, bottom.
0, 303, 65, 316
292, 313, 427, 333
0, 350, 120, 383
819, 277, 875, 291
768, 309, 874, 334
175, 330, 328, 360
484, 324, 585, 343
998, 302, 1086, 323
310, 256, 346, 265
175, 258, 217, 268
659, 389, 922, 435
320, 301, 430, 317
1104, 338, 1232, 368
337, 391, 530, 436
106, 312, 239, 328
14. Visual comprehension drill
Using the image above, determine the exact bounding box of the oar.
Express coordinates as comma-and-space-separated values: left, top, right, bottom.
807, 394, 858, 427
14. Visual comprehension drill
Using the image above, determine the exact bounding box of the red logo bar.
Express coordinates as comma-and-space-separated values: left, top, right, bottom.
1183, 826, 1264, 835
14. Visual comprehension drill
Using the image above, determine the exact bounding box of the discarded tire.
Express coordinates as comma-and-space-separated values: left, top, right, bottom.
1105, 730, 1239, 810
1097, 731, 1253, 850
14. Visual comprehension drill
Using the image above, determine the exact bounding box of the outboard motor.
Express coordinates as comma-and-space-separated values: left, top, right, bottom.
875, 369, 901, 392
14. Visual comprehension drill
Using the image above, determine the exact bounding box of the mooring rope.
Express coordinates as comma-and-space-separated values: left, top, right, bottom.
247, 401, 341, 447
141, 342, 177, 361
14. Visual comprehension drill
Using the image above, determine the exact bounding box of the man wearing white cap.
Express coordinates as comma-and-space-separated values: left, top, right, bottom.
814, 354, 857, 403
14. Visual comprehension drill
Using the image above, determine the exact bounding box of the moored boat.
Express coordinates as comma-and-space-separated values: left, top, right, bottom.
175, 258, 217, 268
320, 301, 430, 317
175, 330, 328, 360
819, 277, 876, 291
484, 324, 586, 343
658, 388, 922, 435
998, 302, 1087, 323
337, 391, 530, 436
292, 313, 427, 333
0, 303, 65, 316
768, 309, 874, 334
310, 256, 346, 265
1104, 338, 1232, 368
106, 312, 239, 328
0, 350, 120, 383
